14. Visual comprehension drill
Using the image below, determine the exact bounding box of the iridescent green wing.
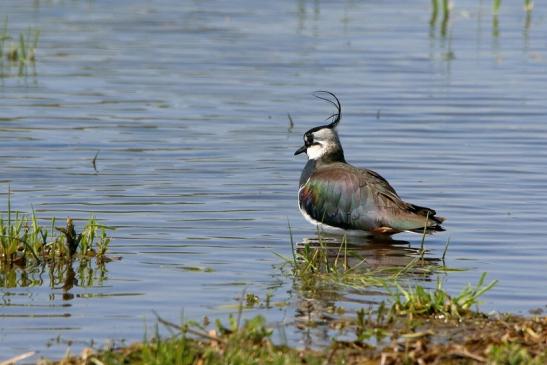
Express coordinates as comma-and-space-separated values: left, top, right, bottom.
299, 166, 379, 230
299, 164, 441, 232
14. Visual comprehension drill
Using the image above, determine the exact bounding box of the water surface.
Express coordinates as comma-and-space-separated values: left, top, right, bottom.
1, 0, 547, 358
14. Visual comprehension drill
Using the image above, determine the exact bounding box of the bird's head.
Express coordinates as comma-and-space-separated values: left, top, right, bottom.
294, 91, 345, 162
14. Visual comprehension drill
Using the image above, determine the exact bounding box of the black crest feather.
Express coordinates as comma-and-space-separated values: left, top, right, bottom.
312, 91, 341, 129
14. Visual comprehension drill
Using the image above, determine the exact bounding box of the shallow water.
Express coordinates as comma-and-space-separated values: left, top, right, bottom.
1, 0, 547, 359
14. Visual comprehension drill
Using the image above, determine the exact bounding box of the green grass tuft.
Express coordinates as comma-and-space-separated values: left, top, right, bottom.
487, 342, 547, 365
0, 190, 114, 288
67, 315, 325, 365
390, 272, 497, 319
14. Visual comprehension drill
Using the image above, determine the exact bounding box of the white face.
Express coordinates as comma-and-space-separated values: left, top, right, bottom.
305, 128, 338, 160
306, 143, 327, 160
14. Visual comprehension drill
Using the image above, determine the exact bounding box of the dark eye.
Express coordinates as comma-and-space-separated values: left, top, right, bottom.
305, 133, 313, 145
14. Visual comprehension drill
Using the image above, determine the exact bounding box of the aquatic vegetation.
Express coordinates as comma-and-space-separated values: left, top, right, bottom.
493, 0, 502, 15
0, 197, 114, 290
431, 0, 535, 39
0, 191, 112, 274
245, 292, 260, 307
33, 224, 540, 364
0, 257, 107, 289
0, 213, 112, 267
279, 227, 455, 294
390, 273, 497, 319
0, 18, 40, 77
430, 0, 451, 36
430, 0, 439, 26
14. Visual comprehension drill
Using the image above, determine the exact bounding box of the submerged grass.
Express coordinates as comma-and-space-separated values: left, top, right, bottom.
0, 17, 40, 77
431, 0, 535, 39
0, 253, 108, 289
278, 225, 459, 294
493, 0, 502, 15
0, 189, 114, 287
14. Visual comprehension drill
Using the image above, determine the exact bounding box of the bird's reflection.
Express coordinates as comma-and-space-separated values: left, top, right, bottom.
296, 234, 440, 270
292, 233, 442, 348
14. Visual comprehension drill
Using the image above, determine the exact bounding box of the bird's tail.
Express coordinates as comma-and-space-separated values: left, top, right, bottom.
406, 204, 445, 233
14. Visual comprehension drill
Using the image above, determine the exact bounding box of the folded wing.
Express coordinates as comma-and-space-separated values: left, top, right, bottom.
299, 164, 444, 233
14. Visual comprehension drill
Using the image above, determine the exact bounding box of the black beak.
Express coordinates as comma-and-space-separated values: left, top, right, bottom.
294, 145, 307, 156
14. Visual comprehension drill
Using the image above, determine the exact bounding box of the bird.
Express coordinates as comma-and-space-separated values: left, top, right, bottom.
294, 91, 445, 235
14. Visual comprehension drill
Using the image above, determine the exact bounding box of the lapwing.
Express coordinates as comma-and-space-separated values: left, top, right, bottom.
294, 91, 445, 235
